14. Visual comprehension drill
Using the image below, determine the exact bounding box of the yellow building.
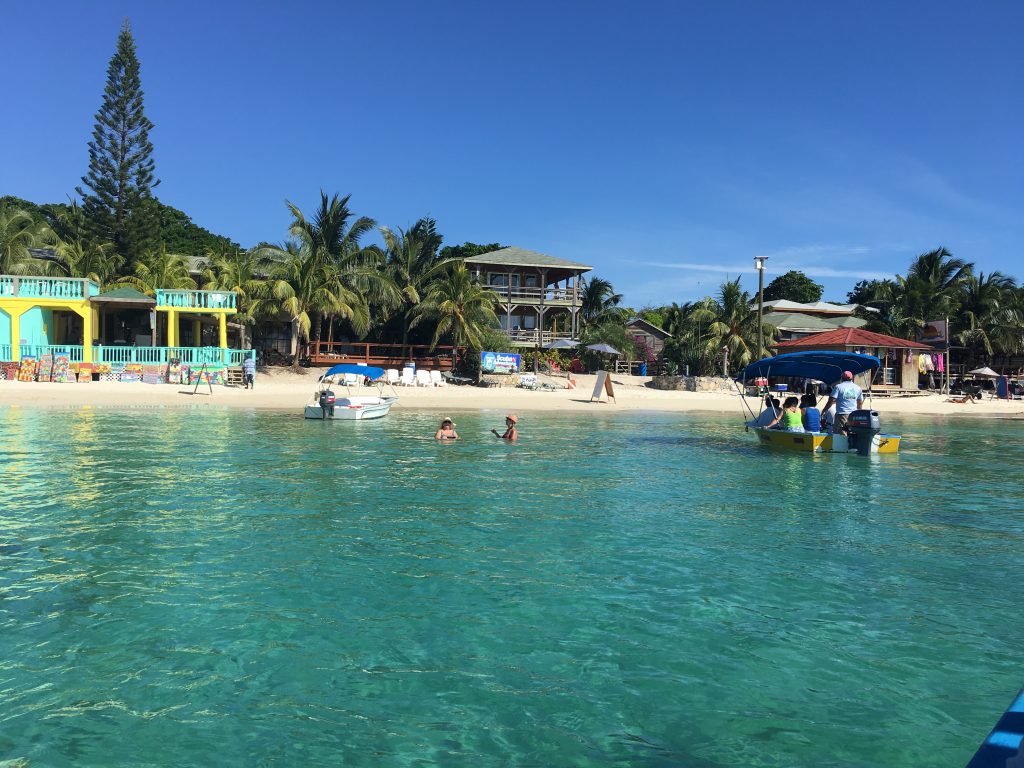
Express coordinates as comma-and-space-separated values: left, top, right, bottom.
0, 275, 248, 365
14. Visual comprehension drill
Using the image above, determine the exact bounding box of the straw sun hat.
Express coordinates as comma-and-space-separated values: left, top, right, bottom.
505, 414, 518, 423
440, 417, 455, 426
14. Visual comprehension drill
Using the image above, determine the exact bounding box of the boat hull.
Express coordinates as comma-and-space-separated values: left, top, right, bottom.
754, 428, 901, 454
304, 396, 397, 420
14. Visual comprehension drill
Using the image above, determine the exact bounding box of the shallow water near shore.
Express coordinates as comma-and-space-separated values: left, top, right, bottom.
1, 408, 1021, 766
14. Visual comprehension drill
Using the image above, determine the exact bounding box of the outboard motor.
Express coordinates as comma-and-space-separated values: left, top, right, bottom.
318, 389, 336, 419
847, 409, 881, 455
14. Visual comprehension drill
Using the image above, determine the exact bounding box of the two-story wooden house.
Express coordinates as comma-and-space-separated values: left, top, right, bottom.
464, 247, 591, 347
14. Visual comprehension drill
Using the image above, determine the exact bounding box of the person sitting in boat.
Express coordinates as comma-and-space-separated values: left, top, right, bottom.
800, 394, 822, 433
435, 417, 459, 441
492, 414, 518, 441
766, 397, 805, 432
749, 395, 781, 428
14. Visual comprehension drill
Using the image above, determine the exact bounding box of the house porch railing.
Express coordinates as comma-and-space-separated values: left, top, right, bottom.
504, 330, 578, 346
0, 276, 101, 299
6, 345, 255, 366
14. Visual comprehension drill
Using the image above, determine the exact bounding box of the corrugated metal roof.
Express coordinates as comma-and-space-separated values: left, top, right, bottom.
775, 328, 934, 349
90, 286, 155, 304
464, 247, 592, 270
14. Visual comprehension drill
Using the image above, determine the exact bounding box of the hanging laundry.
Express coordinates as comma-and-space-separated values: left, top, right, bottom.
936, 353, 944, 373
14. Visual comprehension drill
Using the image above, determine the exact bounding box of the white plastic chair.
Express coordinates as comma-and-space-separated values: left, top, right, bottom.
386, 368, 401, 386
400, 368, 416, 387
416, 369, 433, 387
343, 372, 360, 387
430, 370, 446, 387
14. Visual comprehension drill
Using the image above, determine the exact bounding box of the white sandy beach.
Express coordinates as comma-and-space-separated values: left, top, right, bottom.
1, 367, 1022, 419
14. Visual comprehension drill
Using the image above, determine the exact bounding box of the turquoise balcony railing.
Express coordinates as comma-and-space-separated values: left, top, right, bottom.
155, 289, 237, 310
0, 344, 12, 360
94, 346, 255, 365
17, 345, 86, 362
0, 276, 100, 299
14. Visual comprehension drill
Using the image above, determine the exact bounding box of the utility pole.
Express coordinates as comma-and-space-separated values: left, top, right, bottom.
754, 256, 768, 359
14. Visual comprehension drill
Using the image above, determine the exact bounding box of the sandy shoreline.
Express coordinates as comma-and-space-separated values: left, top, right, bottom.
2, 368, 1022, 419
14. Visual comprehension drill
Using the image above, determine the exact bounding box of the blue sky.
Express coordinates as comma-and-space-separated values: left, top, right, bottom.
3, 1, 1022, 307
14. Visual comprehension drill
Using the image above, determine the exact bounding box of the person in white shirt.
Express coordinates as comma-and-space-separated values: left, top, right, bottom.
748, 395, 781, 428
824, 371, 863, 434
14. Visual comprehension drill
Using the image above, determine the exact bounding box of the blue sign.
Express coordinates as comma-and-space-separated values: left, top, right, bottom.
480, 351, 521, 374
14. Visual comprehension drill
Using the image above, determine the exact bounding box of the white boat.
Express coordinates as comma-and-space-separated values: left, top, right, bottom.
304, 363, 399, 420
304, 394, 398, 420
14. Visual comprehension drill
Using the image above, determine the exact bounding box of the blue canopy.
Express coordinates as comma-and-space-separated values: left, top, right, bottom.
320, 363, 386, 381
737, 351, 880, 383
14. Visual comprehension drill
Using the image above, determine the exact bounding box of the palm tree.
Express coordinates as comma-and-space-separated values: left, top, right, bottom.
262, 240, 356, 366
413, 263, 499, 351
955, 271, 1020, 364
48, 238, 124, 286
282, 191, 379, 345
580, 276, 624, 325
201, 248, 274, 349
688, 277, 776, 375
0, 207, 44, 274
115, 244, 196, 295
381, 218, 450, 347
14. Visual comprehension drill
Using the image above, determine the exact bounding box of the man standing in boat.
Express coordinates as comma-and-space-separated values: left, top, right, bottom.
824, 370, 863, 435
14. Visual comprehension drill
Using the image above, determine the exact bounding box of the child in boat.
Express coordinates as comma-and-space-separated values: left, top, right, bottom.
800, 394, 822, 433
766, 397, 805, 432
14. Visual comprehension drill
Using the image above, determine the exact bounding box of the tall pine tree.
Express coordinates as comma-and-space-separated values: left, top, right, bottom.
77, 19, 160, 265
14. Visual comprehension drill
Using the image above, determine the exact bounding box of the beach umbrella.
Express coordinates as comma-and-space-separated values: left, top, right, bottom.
543, 338, 580, 350
586, 343, 621, 356
968, 366, 1000, 378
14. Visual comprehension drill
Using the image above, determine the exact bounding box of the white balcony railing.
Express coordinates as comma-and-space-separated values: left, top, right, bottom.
486, 285, 579, 304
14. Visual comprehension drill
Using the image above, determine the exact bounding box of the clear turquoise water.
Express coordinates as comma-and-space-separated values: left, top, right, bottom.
1, 407, 1021, 767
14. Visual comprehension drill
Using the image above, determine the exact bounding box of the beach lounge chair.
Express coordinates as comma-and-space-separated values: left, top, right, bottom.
416, 369, 433, 387
430, 370, 446, 387
386, 368, 400, 386
442, 371, 473, 386
400, 368, 416, 387
343, 372, 360, 387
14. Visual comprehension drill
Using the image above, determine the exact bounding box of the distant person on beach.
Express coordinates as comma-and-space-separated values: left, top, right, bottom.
800, 394, 821, 433
243, 356, 256, 389
766, 397, 805, 432
492, 414, 518, 441
824, 371, 863, 434
435, 417, 459, 441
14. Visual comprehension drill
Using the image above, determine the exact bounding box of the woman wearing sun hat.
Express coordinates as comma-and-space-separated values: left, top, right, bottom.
491, 414, 518, 441
435, 417, 459, 440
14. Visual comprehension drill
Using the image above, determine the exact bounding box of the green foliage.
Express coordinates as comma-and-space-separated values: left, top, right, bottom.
439, 242, 504, 261
762, 270, 823, 303
0, 206, 44, 274
413, 263, 500, 351
153, 202, 239, 256
76, 20, 160, 263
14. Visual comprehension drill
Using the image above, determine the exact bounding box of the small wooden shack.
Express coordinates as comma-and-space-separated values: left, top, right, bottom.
774, 328, 935, 393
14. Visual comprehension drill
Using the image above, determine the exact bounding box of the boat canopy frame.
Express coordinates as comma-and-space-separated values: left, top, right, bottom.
737, 351, 881, 384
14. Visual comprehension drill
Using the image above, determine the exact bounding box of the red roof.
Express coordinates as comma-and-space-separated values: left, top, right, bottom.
774, 328, 934, 350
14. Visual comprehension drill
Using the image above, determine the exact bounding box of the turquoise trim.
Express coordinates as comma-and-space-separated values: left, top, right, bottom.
155, 289, 237, 310
20, 344, 85, 362
93, 346, 255, 365
0, 276, 100, 299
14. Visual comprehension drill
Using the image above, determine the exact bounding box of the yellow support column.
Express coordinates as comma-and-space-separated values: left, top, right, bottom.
218, 313, 227, 349
192, 318, 202, 347
81, 308, 93, 363
167, 310, 177, 347
10, 310, 21, 362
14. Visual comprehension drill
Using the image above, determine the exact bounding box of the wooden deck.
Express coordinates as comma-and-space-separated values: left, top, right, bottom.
308, 341, 460, 371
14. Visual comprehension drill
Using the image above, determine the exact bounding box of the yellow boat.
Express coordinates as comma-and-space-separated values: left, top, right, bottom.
739, 351, 903, 455
753, 427, 901, 454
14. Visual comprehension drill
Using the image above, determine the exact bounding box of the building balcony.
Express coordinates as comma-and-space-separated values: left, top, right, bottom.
156, 289, 237, 311
0, 276, 101, 300
504, 330, 578, 347
487, 285, 579, 307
